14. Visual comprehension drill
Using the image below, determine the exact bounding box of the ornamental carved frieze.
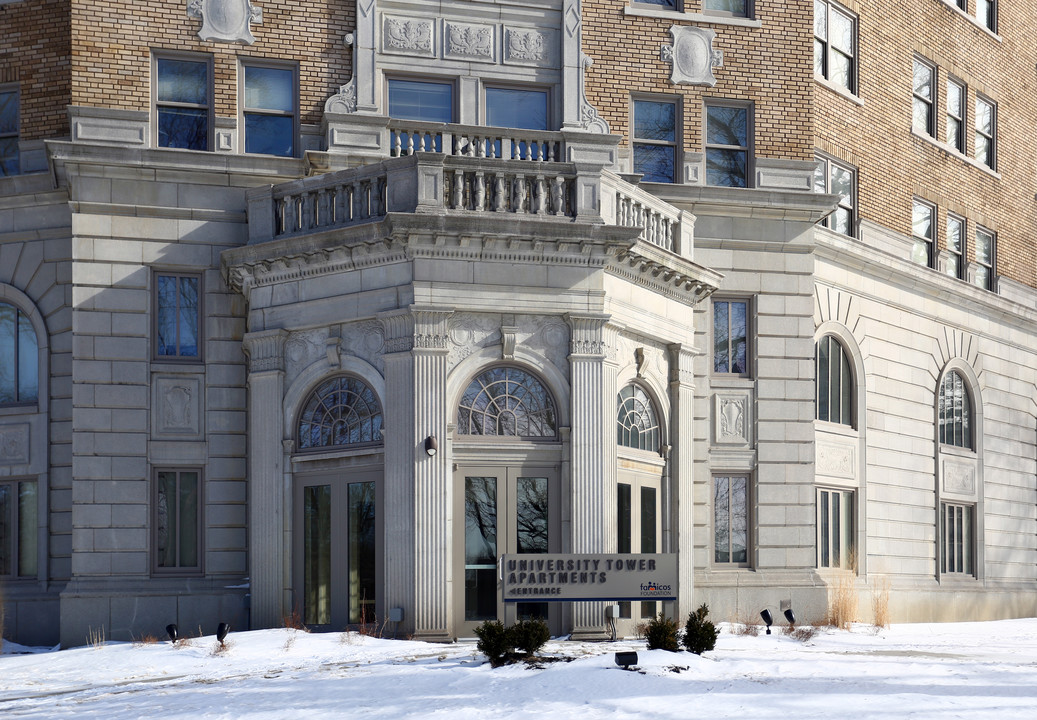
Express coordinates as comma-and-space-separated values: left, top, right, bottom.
384, 17, 434, 56
446, 22, 494, 62
661, 26, 723, 87
816, 441, 855, 479
0, 424, 29, 465
187, 0, 263, 45
943, 460, 977, 496
714, 393, 749, 445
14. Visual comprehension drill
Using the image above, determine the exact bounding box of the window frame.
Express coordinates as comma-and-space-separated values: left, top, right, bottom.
0, 84, 19, 177
616, 383, 662, 453
975, 0, 996, 32
946, 213, 966, 280
945, 77, 966, 153
974, 95, 996, 170
704, 99, 753, 188
631, 94, 680, 184
152, 270, 204, 363
911, 198, 936, 269
815, 334, 854, 427
0, 478, 38, 580
813, 0, 857, 94
0, 300, 39, 407
712, 296, 751, 376
152, 51, 213, 152
386, 76, 456, 124
240, 58, 299, 158
152, 467, 204, 576
912, 56, 936, 138
973, 225, 995, 290
297, 374, 385, 452
938, 371, 973, 450
814, 153, 856, 237
712, 474, 751, 567
455, 365, 560, 441
483, 84, 551, 131
817, 487, 855, 570
703, 0, 751, 19
940, 501, 974, 576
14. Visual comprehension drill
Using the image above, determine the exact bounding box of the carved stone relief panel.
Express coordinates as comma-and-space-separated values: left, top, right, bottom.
942, 458, 977, 498
187, 0, 263, 45
0, 423, 30, 466
503, 26, 558, 67
153, 377, 203, 439
447, 313, 501, 370
382, 16, 435, 58
714, 391, 752, 446
661, 26, 723, 87
816, 439, 856, 481
284, 328, 330, 389
341, 320, 386, 374
445, 22, 496, 63
521, 315, 570, 379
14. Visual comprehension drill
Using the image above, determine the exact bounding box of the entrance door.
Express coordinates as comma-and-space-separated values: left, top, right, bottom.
454, 466, 559, 637
616, 468, 662, 633
293, 469, 380, 629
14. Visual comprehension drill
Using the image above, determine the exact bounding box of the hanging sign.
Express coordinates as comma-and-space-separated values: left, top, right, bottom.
500, 553, 678, 602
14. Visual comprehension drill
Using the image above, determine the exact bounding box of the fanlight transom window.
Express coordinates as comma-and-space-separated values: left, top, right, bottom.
938, 371, 972, 449
457, 366, 557, 437
617, 384, 660, 451
298, 376, 383, 449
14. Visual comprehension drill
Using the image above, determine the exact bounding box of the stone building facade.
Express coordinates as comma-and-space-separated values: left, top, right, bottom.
0, 0, 1035, 647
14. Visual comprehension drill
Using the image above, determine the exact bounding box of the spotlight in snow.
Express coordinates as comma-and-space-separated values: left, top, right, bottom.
217, 622, 230, 645
784, 609, 796, 627
615, 651, 638, 670
760, 609, 773, 635
166, 624, 178, 644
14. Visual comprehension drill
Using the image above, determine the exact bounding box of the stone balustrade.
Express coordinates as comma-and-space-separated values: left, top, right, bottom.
387, 120, 564, 162
601, 170, 693, 257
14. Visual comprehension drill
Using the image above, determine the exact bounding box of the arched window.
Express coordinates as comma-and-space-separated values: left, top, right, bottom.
457, 366, 557, 437
297, 376, 383, 450
0, 301, 38, 405
616, 384, 660, 451
815, 335, 852, 426
938, 371, 972, 449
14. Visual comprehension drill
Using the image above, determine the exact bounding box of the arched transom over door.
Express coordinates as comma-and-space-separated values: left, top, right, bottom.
293, 375, 383, 630
453, 366, 561, 637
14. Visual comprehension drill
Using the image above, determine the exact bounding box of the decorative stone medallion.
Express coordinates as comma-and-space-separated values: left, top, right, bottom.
187, 0, 263, 45
661, 26, 723, 87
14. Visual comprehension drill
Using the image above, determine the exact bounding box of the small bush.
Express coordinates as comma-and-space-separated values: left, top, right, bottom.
474, 620, 512, 667
644, 612, 680, 652
682, 604, 719, 655
509, 618, 550, 657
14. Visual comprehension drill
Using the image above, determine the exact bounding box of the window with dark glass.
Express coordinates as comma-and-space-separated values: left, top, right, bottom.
814, 154, 856, 236
0, 479, 37, 579
0, 301, 38, 406
243, 63, 296, 157
0, 87, 18, 177
388, 79, 454, 122
457, 366, 557, 438
974, 227, 995, 290
705, 102, 750, 187
486, 87, 548, 131
815, 335, 853, 426
297, 376, 383, 449
974, 96, 995, 169
713, 299, 748, 374
912, 57, 935, 137
938, 371, 972, 449
814, 1, 856, 92
617, 385, 660, 452
941, 502, 974, 575
154, 469, 201, 573
946, 78, 965, 152
705, 0, 749, 17
946, 214, 965, 280
155, 272, 201, 359
633, 99, 678, 183
975, 0, 996, 32
911, 199, 935, 268
817, 487, 854, 569
156, 56, 211, 150
714, 475, 748, 565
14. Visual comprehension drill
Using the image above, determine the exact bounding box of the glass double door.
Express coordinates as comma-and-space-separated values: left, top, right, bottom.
454, 465, 559, 637
616, 468, 662, 633
293, 469, 380, 630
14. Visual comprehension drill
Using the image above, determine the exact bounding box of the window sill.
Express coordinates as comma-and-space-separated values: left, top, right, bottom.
710, 375, 754, 388
0, 403, 40, 417
910, 128, 1001, 180
624, 6, 763, 28
151, 361, 206, 374
814, 76, 864, 106
936, 0, 1001, 42
814, 420, 858, 437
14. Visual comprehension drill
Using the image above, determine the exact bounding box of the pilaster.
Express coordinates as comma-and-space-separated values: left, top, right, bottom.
668, 343, 696, 621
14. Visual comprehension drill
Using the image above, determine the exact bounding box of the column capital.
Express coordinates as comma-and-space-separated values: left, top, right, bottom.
566, 313, 610, 359
379, 306, 454, 354
667, 343, 697, 387
243, 329, 288, 373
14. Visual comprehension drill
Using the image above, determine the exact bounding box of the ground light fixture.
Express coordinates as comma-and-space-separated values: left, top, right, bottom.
784, 608, 796, 627
760, 609, 773, 635
425, 435, 438, 456
217, 622, 231, 645
166, 624, 178, 644
614, 651, 638, 670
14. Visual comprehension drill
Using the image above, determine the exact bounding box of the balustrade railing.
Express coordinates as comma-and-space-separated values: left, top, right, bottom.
388, 120, 564, 162
602, 171, 685, 255
271, 167, 388, 237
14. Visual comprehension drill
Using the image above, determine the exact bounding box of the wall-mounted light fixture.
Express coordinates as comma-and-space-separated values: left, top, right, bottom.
425, 435, 438, 456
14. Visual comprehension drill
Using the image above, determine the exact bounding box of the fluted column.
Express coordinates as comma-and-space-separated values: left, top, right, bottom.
668, 344, 697, 621
243, 329, 288, 629
567, 313, 612, 639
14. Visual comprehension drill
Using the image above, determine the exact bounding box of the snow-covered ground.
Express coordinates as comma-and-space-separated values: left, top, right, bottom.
3, 618, 1037, 719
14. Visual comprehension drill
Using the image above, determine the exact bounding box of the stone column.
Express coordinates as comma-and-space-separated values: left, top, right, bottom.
242, 329, 288, 629
668, 344, 697, 622
567, 313, 612, 639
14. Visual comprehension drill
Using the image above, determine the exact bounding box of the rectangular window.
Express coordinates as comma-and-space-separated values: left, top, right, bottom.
705, 0, 748, 17
0, 479, 37, 578
154, 469, 201, 574
714, 475, 748, 565
243, 62, 297, 157
388, 79, 454, 123
155, 55, 211, 151
911, 199, 935, 268
303, 484, 332, 625
713, 298, 748, 374
974, 96, 995, 169
486, 87, 548, 131
813, 154, 856, 236
946, 214, 965, 280
155, 272, 202, 360
705, 101, 751, 187
635, 0, 678, 7
814, 1, 856, 92
0, 86, 19, 177
632, 98, 678, 183
912, 57, 935, 137
817, 488, 854, 570
975, 0, 996, 31
946, 78, 965, 152
940, 502, 973, 575
347, 480, 376, 624
974, 226, 995, 290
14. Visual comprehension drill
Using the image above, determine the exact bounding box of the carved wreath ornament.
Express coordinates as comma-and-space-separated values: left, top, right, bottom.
187, 0, 263, 45
660, 26, 723, 87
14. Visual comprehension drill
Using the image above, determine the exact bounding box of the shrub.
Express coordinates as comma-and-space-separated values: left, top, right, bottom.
509, 618, 550, 657
644, 612, 680, 652
682, 604, 719, 655
474, 620, 512, 667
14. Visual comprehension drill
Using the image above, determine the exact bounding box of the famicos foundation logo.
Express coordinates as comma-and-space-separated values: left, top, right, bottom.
640, 581, 673, 597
